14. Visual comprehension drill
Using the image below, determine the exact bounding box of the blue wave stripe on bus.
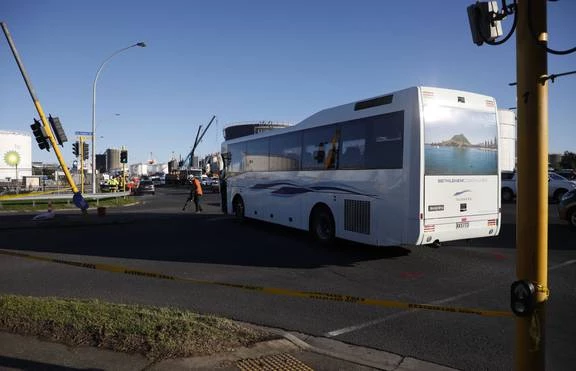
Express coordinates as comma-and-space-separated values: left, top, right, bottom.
309, 186, 374, 196
252, 182, 293, 189
270, 187, 312, 195
250, 182, 375, 197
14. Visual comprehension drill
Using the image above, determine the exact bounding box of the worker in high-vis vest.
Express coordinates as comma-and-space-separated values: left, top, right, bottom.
182, 175, 204, 212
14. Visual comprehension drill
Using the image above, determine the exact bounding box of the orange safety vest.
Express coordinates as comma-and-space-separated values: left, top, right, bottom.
193, 178, 203, 195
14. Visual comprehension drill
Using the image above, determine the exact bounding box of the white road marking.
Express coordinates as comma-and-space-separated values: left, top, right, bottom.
325, 259, 576, 338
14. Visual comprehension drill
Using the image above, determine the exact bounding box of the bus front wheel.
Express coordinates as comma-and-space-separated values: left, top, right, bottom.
233, 196, 245, 220
310, 205, 335, 245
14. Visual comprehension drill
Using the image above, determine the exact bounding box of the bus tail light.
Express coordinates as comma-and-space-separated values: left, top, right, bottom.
424, 224, 435, 232
488, 219, 498, 226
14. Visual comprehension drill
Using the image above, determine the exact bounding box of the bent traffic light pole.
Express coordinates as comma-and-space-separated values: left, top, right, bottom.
1, 22, 88, 211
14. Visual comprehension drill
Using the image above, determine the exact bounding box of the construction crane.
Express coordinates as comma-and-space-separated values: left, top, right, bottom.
165, 115, 216, 185
180, 115, 216, 170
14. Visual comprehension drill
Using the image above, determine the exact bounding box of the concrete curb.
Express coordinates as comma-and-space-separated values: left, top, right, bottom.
246, 325, 460, 371
0, 326, 460, 371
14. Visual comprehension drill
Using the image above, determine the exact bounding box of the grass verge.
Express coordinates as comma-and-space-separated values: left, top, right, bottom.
0, 295, 275, 360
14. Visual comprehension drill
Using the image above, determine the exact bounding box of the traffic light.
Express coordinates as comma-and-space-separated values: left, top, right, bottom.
120, 150, 128, 164
72, 141, 79, 157
83, 143, 89, 160
48, 115, 68, 146
30, 119, 51, 151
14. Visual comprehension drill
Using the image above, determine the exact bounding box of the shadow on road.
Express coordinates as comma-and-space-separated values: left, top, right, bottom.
0, 211, 411, 268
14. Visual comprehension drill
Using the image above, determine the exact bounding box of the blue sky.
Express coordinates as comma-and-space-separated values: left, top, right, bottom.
1, 0, 574, 166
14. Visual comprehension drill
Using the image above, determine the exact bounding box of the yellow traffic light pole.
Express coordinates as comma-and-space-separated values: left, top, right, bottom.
515, 0, 549, 370
79, 137, 85, 194
1, 22, 80, 195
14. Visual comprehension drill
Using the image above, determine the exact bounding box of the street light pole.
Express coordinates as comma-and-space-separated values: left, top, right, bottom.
91, 42, 146, 193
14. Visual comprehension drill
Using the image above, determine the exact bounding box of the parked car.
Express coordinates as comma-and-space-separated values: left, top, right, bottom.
501, 171, 576, 203
135, 180, 155, 195
558, 189, 576, 229
555, 169, 576, 181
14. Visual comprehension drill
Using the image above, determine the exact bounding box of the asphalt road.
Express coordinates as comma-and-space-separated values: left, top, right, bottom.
0, 186, 575, 371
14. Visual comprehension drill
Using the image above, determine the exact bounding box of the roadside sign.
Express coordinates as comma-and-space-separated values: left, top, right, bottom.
74, 131, 93, 136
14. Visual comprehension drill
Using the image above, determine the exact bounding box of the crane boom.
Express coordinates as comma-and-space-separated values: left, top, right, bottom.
182, 115, 216, 170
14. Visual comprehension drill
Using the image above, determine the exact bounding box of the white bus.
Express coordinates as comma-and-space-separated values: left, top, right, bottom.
221, 86, 501, 247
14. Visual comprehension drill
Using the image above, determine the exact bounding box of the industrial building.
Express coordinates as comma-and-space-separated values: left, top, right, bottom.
0, 130, 32, 181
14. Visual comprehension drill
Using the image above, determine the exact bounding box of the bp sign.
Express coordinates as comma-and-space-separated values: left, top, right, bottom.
4, 150, 21, 167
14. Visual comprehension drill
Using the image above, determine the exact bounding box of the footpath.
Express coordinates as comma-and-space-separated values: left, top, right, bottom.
0, 211, 459, 371
0, 329, 458, 371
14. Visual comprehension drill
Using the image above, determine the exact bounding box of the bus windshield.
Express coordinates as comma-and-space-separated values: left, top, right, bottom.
423, 105, 498, 176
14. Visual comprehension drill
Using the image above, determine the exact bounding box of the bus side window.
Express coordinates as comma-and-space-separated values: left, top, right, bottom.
342, 146, 362, 167
324, 129, 340, 170
366, 111, 404, 169
340, 120, 367, 169
302, 125, 339, 170
313, 143, 325, 163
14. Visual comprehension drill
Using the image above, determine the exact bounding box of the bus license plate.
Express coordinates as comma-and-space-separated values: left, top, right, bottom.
456, 222, 470, 229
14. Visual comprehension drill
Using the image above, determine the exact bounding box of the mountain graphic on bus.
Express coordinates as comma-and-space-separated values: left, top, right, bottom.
425, 134, 498, 176
427, 134, 497, 150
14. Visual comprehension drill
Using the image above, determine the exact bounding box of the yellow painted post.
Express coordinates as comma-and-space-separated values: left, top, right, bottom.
79, 136, 85, 194
515, 1, 549, 370
1, 22, 79, 194
122, 145, 126, 193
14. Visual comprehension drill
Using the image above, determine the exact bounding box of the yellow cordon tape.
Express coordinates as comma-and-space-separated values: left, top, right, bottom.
0, 249, 513, 318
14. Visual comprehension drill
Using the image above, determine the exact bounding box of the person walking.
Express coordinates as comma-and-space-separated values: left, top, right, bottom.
192, 175, 203, 212
183, 175, 204, 212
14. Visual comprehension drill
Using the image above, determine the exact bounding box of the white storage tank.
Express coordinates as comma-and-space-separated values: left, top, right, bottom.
0, 130, 32, 181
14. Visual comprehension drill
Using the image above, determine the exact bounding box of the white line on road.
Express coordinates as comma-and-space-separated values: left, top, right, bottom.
550, 259, 576, 271
324, 259, 576, 338
324, 287, 491, 338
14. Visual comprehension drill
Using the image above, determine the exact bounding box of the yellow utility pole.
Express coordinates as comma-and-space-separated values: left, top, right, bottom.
79, 136, 85, 194
1, 22, 80, 195
515, 0, 549, 370
122, 146, 126, 193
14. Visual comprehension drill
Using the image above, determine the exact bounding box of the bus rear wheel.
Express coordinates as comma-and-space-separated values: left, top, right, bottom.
310, 206, 335, 245
233, 196, 245, 220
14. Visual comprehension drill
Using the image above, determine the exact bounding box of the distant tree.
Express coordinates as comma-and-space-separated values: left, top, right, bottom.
560, 151, 576, 169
